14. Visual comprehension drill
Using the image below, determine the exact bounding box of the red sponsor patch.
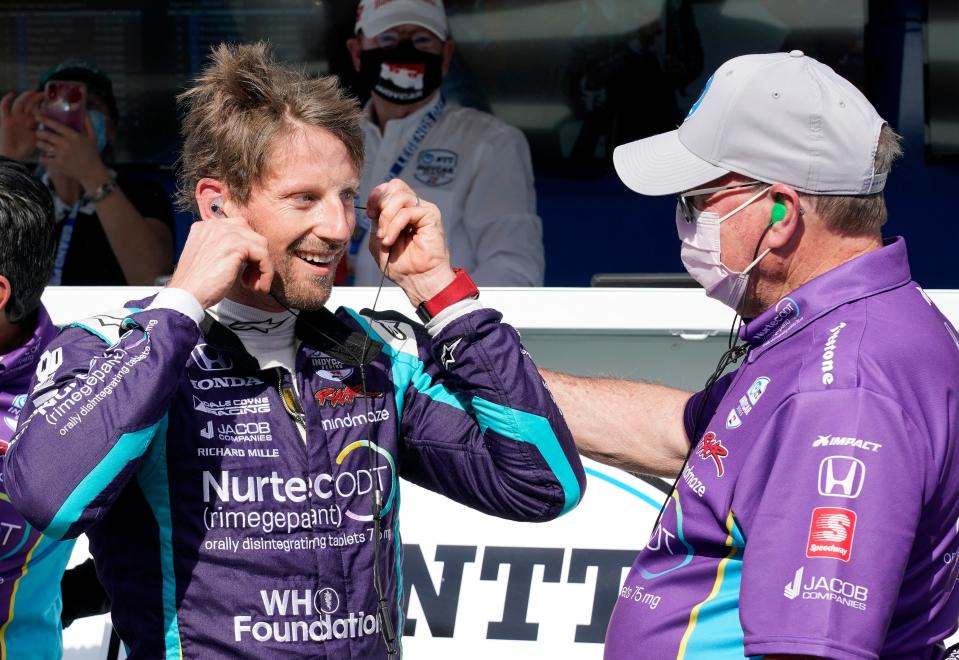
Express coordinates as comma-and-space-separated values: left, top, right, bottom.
314, 385, 382, 408
697, 431, 728, 477
806, 506, 857, 561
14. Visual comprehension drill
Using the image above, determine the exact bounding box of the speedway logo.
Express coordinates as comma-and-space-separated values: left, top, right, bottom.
314, 385, 383, 408
234, 588, 379, 643
783, 566, 867, 610
191, 376, 264, 391
193, 395, 271, 417
806, 506, 857, 561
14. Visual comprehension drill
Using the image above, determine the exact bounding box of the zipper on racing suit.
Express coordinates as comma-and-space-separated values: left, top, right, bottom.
276, 367, 307, 442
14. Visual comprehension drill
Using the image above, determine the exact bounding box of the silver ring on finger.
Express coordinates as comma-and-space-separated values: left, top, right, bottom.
414, 195, 420, 207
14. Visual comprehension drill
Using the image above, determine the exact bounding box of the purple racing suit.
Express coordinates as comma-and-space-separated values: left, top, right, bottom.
4, 300, 585, 658
605, 238, 959, 659
0, 305, 74, 659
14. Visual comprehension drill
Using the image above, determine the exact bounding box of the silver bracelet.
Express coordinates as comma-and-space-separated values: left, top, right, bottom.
85, 178, 117, 203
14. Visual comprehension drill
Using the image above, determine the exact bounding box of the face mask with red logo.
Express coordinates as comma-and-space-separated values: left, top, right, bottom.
359, 41, 443, 105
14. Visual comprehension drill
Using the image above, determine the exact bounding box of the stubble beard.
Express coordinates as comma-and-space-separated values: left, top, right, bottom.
269, 252, 343, 312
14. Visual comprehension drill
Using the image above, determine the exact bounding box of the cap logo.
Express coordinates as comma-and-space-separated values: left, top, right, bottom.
685, 74, 713, 121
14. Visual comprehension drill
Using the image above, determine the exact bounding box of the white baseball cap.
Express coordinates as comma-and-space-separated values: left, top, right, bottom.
355, 0, 449, 40
613, 51, 888, 197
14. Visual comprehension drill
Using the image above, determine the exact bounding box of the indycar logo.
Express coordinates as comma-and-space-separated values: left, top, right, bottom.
697, 431, 728, 477
314, 385, 383, 408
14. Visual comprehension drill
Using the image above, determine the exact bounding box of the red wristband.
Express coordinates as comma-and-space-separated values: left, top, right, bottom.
416, 268, 479, 322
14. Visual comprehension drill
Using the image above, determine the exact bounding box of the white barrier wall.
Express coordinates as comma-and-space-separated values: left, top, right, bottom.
41, 287, 959, 658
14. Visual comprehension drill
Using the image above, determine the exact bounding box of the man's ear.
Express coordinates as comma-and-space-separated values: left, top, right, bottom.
195, 179, 228, 221
0, 275, 11, 319
766, 184, 803, 250
346, 37, 363, 73
441, 38, 455, 77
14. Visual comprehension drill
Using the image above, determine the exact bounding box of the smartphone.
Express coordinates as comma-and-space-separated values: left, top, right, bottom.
42, 80, 87, 133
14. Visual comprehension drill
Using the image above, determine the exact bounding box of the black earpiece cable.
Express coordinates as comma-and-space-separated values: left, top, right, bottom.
646, 221, 772, 540
214, 198, 399, 656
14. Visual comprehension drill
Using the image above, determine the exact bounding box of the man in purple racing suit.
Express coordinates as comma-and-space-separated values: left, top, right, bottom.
4, 44, 585, 658
545, 53, 959, 657
0, 156, 73, 658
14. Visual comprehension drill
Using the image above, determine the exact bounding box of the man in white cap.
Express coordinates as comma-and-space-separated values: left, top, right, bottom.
344, 0, 544, 286
544, 51, 959, 657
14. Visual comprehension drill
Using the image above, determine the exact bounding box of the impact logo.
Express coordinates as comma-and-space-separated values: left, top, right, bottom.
314, 385, 382, 408
415, 149, 458, 186
234, 587, 380, 644
806, 506, 856, 561
752, 297, 800, 343
697, 431, 728, 477
812, 435, 881, 452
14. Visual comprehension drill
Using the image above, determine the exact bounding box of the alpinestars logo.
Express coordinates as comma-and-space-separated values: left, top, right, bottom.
314, 385, 383, 408
697, 432, 728, 477
228, 318, 288, 334
441, 337, 463, 370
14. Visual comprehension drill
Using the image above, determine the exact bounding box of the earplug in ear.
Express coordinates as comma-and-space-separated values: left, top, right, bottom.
210, 197, 226, 218
771, 197, 787, 224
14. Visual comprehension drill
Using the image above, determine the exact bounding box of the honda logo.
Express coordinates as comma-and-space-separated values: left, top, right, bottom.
191, 344, 233, 372
818, 456, 865, 499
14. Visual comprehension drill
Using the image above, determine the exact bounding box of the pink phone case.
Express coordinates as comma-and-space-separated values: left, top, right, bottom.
42, 81, 87, 133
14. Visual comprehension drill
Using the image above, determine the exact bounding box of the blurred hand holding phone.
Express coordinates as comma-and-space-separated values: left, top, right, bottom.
42, 80, 86, 133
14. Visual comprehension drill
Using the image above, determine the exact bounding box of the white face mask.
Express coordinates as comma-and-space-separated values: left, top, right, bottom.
676, 185, 772, 310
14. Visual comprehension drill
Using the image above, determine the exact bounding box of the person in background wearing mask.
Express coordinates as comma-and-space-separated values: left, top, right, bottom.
544, 52, 959, 657
0, 156, 75, 659
0, 61, 173, 285
344, 0, 544, 286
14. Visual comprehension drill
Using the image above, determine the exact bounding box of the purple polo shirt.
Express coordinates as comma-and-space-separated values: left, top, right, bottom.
605, 238, 959, 659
